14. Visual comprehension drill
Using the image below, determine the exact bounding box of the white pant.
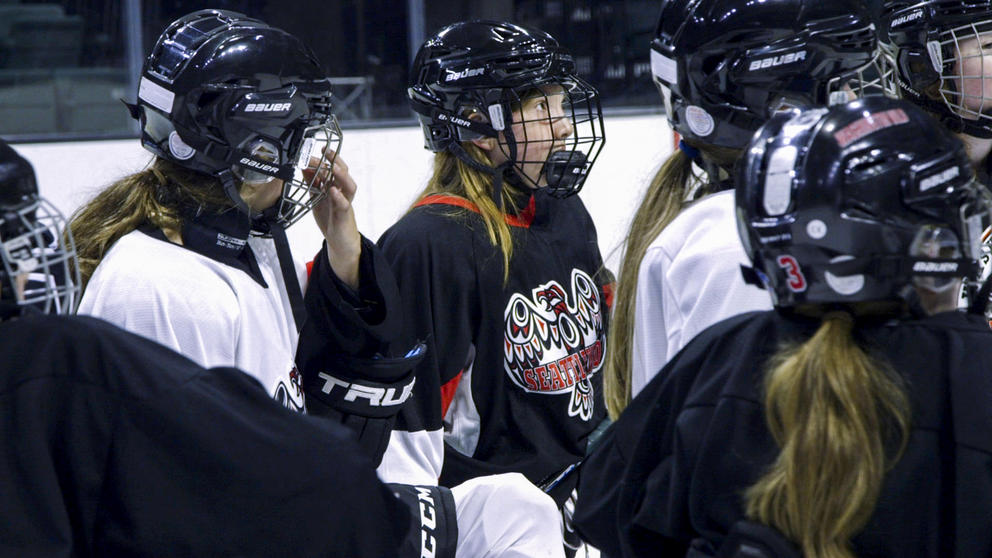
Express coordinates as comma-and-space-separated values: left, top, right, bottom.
450, 473, 566, 558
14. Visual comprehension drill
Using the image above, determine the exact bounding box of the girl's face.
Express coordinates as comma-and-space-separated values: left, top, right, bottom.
488, 84, 574, 188
239, 178, 284, 212
952, 31, 992, 117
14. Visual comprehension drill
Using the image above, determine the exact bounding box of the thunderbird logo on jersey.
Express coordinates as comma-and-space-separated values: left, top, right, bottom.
503, 269, 604, 421
274, 365, 306, 412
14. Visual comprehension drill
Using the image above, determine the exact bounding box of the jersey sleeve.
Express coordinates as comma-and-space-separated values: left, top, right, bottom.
298, 236, 425, 464
375, 210, 480, 484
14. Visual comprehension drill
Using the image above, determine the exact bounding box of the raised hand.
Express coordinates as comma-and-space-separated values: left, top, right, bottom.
309, 154, 361, 289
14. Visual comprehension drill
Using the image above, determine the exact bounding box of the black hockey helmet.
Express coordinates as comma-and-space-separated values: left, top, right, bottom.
881, 0, 992, 138
0, 139, 79, 317
408, 20, 605, 198
130, 9, 342, 228
651, 0, 895, 150
737, 97, 991, 314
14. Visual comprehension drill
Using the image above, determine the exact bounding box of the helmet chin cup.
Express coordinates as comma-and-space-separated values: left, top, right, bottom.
543, 151, 590, 198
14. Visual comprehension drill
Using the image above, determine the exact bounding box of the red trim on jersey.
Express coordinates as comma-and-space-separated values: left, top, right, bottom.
306, 260, 315, 278
602, 281, 615, 310
414, 194, 536, 228
440, 370, 464, 418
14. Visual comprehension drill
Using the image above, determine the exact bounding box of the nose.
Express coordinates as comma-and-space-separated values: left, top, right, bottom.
552, 114, 573, 140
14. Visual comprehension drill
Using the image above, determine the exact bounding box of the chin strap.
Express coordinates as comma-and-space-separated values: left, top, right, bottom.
448, 141, 515, 210
217, 169, 256, 219
264, 218, 307, 332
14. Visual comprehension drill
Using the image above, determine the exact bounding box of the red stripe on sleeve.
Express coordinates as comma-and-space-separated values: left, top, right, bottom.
440, 370, 464, 419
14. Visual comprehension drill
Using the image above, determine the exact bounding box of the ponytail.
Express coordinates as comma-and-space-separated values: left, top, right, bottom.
604, 141, 740, 418
413, 147, 524, 283
603, 149, 694, 418
69, 158, 230, 292
745, 311, 911, 558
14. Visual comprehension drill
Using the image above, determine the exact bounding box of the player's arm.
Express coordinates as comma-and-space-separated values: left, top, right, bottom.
297, 236, 424, 464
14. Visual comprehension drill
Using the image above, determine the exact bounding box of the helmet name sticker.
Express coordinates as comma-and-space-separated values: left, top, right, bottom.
685, 105, 715, 136
445, 67, 485, 82
833, 108, 909, 147
168, 131, 195, 160
650, 49, 677, 85
243, 102, 292, 113
138, 76, 175, 114
890, 9, 923, 28
919, 166, 960, 192
748, 51, 807, 72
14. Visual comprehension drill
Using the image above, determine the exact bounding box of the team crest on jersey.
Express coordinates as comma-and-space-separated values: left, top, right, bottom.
503, 269, 604, 421
274, 365, 305, 412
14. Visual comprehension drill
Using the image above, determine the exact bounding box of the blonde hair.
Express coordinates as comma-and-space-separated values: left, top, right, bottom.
745, 312, 911, 558
69, 158, 231, 292
603, 142, 740, 419
413, 145, 526, 282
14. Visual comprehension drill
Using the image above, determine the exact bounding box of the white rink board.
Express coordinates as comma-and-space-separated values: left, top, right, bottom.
16, 112, 672, 276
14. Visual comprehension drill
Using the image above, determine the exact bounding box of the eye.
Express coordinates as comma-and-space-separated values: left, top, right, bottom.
535, 100, 548, 112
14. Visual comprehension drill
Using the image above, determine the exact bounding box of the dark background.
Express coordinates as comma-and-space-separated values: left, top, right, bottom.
0, 0, 660, 140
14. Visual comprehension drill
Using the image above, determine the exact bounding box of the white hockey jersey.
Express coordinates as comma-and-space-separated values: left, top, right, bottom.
78, 229, 309, 411
630, 189, 772, 397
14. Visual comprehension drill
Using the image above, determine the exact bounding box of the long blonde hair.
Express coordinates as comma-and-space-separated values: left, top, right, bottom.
745, 311, 911, 558
413, 145, 526, 282
603, 142, 740, 418
69, 157, 231, 291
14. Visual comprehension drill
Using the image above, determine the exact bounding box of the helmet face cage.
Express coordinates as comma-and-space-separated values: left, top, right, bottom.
408, 20, 605, 198
494, 76, 605, 197
883, 1, 992, 135
934, 20, 992, 128
0, 197, 80, 315
265, 114, 342, 228
830, 50, 901, 102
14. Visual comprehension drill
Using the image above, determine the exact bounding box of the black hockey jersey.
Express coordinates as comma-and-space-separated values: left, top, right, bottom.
573, 310, 992, 558
378, 188, 611, 505
0, 313, 410, 557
